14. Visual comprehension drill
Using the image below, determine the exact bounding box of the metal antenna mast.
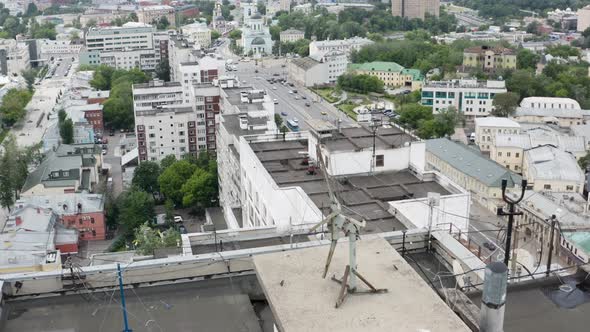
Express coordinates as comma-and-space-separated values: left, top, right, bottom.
310, 144, 387, 308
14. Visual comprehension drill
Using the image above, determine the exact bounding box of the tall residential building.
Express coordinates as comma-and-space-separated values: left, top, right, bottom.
463, 46, 517, 71
0, 39, 30, 76
391, 0, 440, 20
420, 79, 507, 118
133, 58, 221, 161
80, 22, 169, 71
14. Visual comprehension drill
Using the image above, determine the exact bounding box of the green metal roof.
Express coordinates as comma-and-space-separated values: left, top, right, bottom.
564, 232, 590, 253
349, 61, 404, 72
349, 62, 423, 81
426, 138, 521, 187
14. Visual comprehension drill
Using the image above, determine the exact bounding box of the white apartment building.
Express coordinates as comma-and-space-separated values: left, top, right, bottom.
137, 5, 176, 27
217, 86, 277, 227
181, 23, 212, 49
421, 79, 507, 118
134, 80, 220, 161
288, 49, 347, 86
308, 37, 373, 58
523, 145, 585, 194
38, 39, 83, 61
474, 117, 520, 152
80, 22, 169, 71
0, 39, 30, 76
279, 29, 305, 43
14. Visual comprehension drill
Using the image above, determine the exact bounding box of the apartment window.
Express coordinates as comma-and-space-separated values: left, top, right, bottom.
179, 131, 185, 136
376, 155, 384, 167
515, 153, 520, 158
498, 152, 502, 157
544, 184, 552, 190
507, 152, 511, 157
91, 218, 95, 224
566, 185, 574, 191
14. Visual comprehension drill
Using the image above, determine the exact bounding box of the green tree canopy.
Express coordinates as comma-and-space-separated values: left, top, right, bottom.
337, 73, 384, 94
117, 189, 155, 232
158, 160, 197, 205
0, 89, 32, 126
396, 103, 433, 130
492, 92, 520, 117
133, 222, 180, 255
132, 161, 161, 195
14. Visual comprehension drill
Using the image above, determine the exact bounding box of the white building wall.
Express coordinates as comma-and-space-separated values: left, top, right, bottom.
239, 134, 323, 232
325, 146, 411, 176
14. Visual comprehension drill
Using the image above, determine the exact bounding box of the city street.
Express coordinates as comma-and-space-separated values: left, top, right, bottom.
219, 39, 355, 130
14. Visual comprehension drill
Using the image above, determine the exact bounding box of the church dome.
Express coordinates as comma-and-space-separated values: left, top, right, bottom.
251, 37, 266, 45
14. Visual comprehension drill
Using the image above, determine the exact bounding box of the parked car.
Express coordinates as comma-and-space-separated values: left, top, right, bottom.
305, 102, 310, 107
101, 149, 107, 155
281, 111, 288, 116
273, 73, 280, 76
483, 242, 496, 251
301, 95, 307, 99
174, 215, 184, 223
273, 99, 279, 104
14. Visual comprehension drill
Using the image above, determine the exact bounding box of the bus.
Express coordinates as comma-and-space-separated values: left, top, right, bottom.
286, 118, 299, 132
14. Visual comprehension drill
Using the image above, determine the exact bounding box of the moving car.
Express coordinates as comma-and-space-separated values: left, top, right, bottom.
273, 99, 278, 104
321, 111, 327, 115
483, 242, 496, 251
101, 149, 107, 155
281, 111, 288, 116
305, 102, 310, 107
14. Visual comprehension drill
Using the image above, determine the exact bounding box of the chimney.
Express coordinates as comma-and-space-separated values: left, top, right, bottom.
479, 262, 508, 332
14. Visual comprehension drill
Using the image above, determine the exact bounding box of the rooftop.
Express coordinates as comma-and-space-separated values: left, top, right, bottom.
280, 29, 304, 35
524, 145, 584, 182
463, 45, 516, 55
349, 61, 405, 73
423, 79, 506, 90
290, 57, 321, 70
514, 107, 589, 118
16, 193, 104, 215
564, 232, 590, 252
254, 237, 471, 332
251, 139, 450, 233
467, 273, 590, 332
426, 138, 521, 187
3, 276, 266, 332
494, 133, 585, 153
517, 190, 590, 229
322, 126, 414, 152
475, 116, 520, 128
520, 96, 581, 110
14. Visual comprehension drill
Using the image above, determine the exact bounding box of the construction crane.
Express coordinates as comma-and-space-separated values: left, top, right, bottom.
310, 144, 387, 308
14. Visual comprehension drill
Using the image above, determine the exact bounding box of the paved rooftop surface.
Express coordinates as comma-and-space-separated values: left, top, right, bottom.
468, 273, 590, 332
323, 126, 414, 152
192, 234, 310, 255
250, 139, 449, 234
253, 237, 471, 332
4, 277, 264, 332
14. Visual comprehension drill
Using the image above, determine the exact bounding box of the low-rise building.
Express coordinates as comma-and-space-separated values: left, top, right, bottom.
241, 13, 273, 56
67, 103, 104, 134
523, 145, 585, 194
279, 29, 305, 43
520, 96, 581, 110
463, 45, 517, 71
308, 37, 373, 59
137, 5, 176, 27
38, 39, 83, 61
80, 22, 169, 71
0, 39, 30, 76
21, 144, 102, 197
426, 138, 521, 211
181, 22, 212, 48
16, 194, 106, 241
288, 50, 347, 86
348, 61, 423, 91
474, 117, 521, 152
43, 122, 95, 152
0, 205, 78, 274
512, 107, 589, 128
420, 79, 507, 118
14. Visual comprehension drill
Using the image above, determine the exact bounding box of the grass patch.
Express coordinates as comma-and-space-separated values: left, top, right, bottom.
337, 103, 357, 121
312, 87, 340, 103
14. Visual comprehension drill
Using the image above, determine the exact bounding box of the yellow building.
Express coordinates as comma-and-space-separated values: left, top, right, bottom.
348, 61, 423, 91
463, 46, 517, 71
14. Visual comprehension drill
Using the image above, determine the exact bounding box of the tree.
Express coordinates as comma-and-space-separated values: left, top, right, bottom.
158, 160, 197, 205
160, 154, 177, 171
516, 48, 540, 70
21, 69, 37, 92
257, 1, 267, 15
0, 135, 38, 209
228, 29, 242, 40
132, 161, 161, 196
274, 113, 283, 128
117, 189, 155, 232
396, 103, 433, 130
86, 19, 97, 28
492, 92, 520, 117
0, 89, 32, 126
525, 21, 540, 35
133, 222, 180, 255
60, 118, 74, 144
337, 73, 384, 94
155, 59, 170, 81
25, 3, 38, 17
211, 30, 221, 41
579, 151, 590, 171
181, 167, 218, 208
155, 16, 170, 30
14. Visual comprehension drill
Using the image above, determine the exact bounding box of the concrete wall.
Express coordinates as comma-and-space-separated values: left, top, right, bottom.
239, 134, 323, 232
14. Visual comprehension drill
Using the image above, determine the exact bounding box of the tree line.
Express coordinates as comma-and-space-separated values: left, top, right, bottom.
89, 65, 149, 131
0, 136, 42, 211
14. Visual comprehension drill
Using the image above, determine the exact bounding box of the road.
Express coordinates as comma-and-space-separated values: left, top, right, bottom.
220, 39, 355, 130
103, 133, 124, 197
14, 57, 76, 148
469, 201, 507, 262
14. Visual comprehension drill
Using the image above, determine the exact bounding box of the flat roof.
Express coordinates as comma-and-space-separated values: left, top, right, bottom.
467, 273, 590, 332
253, 237, 471, 332
251, 139, 450, 234
4, 277, 264, 332
323, 126, 414, 152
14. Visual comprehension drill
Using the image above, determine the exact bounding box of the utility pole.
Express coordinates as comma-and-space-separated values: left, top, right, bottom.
369, 120, 381, 173
510, 224, 519, 280
546, 214, 557, 277
117, 263, 132, 332
497, 179, 527, 267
